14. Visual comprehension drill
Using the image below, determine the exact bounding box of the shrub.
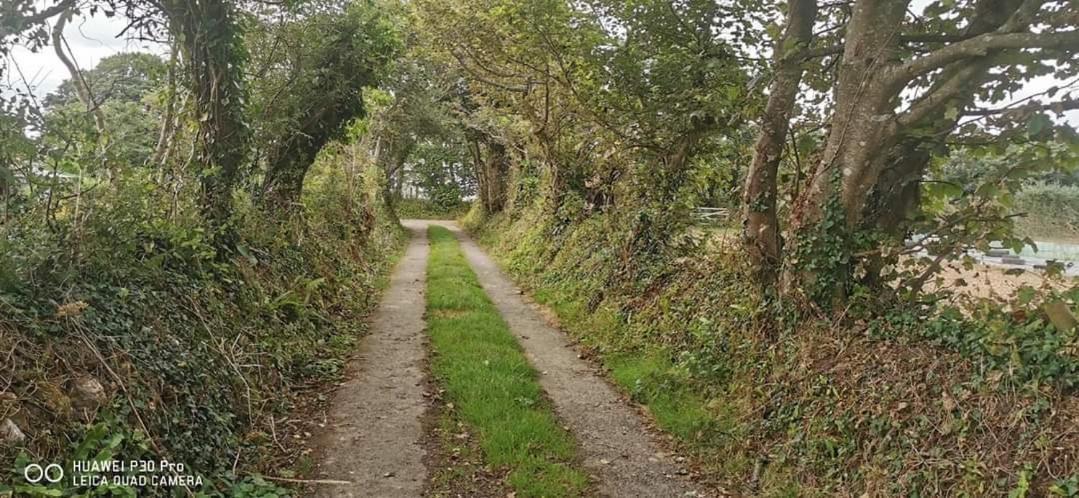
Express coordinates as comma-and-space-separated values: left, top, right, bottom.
1014, 181, 1079, 241
0, 154, 404, 495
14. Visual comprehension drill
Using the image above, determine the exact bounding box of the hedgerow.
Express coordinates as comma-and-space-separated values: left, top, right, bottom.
468, 199, 1079, 497
0, 158, 404, 496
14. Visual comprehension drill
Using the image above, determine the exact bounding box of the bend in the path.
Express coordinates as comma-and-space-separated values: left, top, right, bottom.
438, 221, 706, 498
314, 220, 431, 497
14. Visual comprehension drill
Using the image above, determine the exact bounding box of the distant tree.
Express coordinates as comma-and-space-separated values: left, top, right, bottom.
44, 52, 165, 109
250, 0, 402, 211
40, 53, 166, 171
407, 140, 474, 209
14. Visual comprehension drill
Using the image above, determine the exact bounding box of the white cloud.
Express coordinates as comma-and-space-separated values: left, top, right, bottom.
5, 12, 164, 99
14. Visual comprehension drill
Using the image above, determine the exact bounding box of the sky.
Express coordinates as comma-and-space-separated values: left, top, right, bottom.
3, 12, 163, 99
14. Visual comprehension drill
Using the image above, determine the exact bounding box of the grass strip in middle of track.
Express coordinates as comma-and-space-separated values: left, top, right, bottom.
424, 225, 589, 497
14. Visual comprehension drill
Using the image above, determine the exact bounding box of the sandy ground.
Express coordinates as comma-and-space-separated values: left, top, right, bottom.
929, 262, 1077, 300
700, 226, 1078, 301
313, 221, 430, 497
443, 221, 706, 498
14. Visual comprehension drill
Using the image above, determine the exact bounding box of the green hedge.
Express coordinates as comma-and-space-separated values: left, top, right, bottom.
0, 164, 405, 496
1015, 182, 1079, 241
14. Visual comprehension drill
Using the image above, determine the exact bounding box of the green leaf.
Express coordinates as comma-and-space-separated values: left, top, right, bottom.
1027, 113, 1052, 137
1017, 286, 1037, 305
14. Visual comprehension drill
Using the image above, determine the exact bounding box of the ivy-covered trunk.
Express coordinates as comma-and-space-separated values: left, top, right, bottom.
163, 0, 249, 236
781, 0, 907, 306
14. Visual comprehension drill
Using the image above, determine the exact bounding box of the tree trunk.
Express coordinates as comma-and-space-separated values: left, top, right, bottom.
149, 39, 180, 169
260, 150, 311, 211
782, 0, 910, 305
473, 139, 508, 214
780, 0, 1040, 306
163, 0, 249, 237
741, 0, 818, 291
860, 0, 1026, 239
856, 0, 1026, 288
52, 9, 113, 182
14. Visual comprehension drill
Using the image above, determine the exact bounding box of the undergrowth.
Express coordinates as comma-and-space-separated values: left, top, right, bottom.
424, 225, 589, 497
466, 202, 1079, 497
0, 160, 405, 496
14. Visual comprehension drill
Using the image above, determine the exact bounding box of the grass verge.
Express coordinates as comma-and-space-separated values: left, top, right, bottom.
469, 205, 1079, 496
424, 225, 590, 497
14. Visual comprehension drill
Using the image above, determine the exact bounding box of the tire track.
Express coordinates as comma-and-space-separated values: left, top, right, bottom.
313, 220, 431, 497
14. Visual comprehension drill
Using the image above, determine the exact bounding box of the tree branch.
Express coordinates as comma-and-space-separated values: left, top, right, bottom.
964, 97, 1079, 116
891, 29, 1079, 89
899, 33, 973, 44
0, 0, 76, 38
793, 44, 842, 61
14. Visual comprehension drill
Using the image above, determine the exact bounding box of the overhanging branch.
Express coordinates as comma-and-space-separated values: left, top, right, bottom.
964, 97, 1079, 116
891, 29, 1079, 88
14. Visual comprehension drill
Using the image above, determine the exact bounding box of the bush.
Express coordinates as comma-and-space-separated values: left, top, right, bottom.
1014, 181, 1079, 241
0, 154, 404, 495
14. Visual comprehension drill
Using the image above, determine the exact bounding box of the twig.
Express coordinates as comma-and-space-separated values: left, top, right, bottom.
75, 327, 195, 497
232, 446, 242, 474
269, 415, 286, 452
261, 476, 352, 485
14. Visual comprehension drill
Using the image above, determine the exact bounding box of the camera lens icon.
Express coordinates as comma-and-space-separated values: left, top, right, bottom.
24, 463, 64, 483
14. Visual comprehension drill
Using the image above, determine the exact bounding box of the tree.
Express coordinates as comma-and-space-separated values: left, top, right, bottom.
41, 52, 166, 173
250, 0, 401, 211
742, 0, 818, 291
160, 0, 250, 235
416, 0, 750, 251
45, 52, 166, 110
356, 57, 461, 208
739, 0, 1079, 307
406, 140, 474, 208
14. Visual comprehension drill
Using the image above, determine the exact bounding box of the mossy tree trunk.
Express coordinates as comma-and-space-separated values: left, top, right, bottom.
162, 0, 249, 240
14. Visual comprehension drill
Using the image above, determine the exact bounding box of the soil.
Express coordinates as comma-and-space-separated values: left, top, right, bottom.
311, 220, 432, 497
442, 222, 708, 498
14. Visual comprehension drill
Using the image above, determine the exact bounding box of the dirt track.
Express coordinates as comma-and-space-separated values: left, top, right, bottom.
314, 220, 703, 497
447, 222, 704, 497
313, 220, 430, 497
